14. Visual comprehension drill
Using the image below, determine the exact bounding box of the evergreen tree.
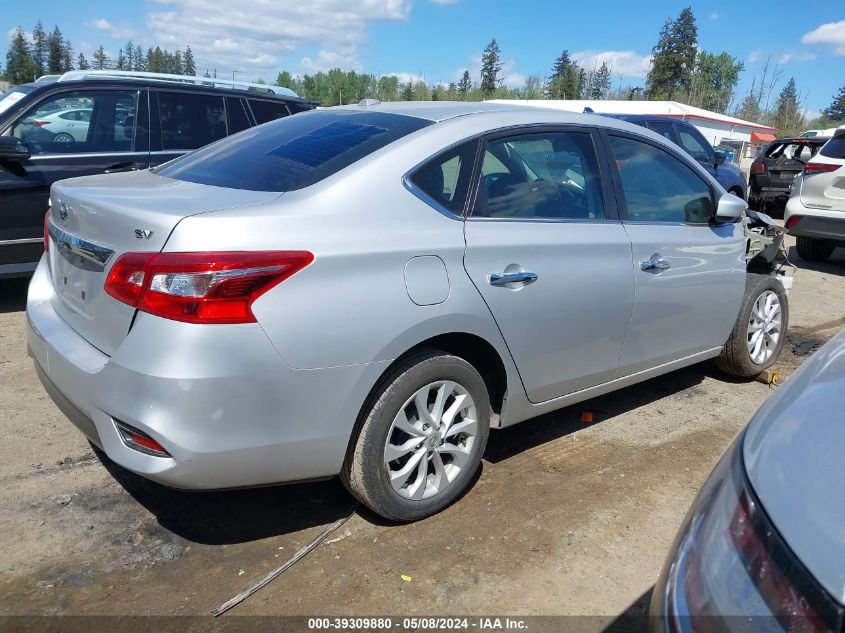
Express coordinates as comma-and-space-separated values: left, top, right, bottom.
77, 52, 90, 71
115, 49, 127, 71
735, 90, 761, 123
61, 39, 73, 72
93, 45, 109, 70
275, 70, 294, 88
146, 48, 155, 72
171, 48, 184, 75
31, 21, 48, 76
183, 46, 196, 76
646, 7, 698, 100
401, 81, 413, 101
773, 77, 802, 133
589, 61, 612, 100
457, 70, 471, 99
823, 86, 845, 123
47, 27, 65, 74
134, 45, 144, 71
546, 50, 582, 99
5, 28, 36, 84
479, 38, 503, 96
124, 41, 135, 71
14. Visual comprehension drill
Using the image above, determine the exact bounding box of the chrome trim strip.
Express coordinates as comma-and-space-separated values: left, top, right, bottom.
47, 222, 114, 269
0, 237, 44, 245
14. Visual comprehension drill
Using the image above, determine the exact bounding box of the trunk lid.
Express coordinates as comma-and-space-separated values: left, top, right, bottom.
47, 169, 281, 355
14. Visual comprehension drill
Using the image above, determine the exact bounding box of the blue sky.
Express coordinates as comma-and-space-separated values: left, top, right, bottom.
3, 1, 844, 116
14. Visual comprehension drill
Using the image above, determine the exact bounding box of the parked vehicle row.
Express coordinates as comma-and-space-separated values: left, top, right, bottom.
0, 70, 317, 278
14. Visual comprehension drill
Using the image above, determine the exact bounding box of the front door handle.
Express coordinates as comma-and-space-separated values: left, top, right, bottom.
489, 271, 539, 286
104, 162, 139, 174
640, 254, 672, 273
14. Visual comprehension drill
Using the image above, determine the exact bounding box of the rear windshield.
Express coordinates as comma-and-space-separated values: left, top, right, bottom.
820, 136, 845, 160
156, 110, 432, 192
764, 140, 823, 162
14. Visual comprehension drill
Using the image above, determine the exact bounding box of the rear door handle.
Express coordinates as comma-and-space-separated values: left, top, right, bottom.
489, 271, 539, 286
104, 162, 139, 174
640, 255, 672, 273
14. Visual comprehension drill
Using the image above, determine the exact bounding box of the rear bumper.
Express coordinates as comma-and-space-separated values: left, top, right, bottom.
785, 198, 845, 243
26, 256, 384, 490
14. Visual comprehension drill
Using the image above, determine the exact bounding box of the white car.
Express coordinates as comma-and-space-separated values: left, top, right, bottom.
786, 125, 845, 261
26, 107, 92, 143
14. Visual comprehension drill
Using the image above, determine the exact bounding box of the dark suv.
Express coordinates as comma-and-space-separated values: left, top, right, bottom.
603, 114, 748, 200
749, 136, 830, 215
0, 71, 316, 278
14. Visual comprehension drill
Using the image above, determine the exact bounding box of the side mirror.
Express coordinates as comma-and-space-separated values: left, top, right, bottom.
714, 151, 726, 166
0, 135, 30, 161
715, 192, 746, 221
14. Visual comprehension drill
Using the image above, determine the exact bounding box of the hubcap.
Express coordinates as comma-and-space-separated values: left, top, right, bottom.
383, 380, 478, 500
747, 290, 782, 365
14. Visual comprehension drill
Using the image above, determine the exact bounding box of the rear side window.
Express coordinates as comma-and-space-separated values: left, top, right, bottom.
608, 135, 714, 224
409, 140, 478, 215
249, 99, 289, 124
820, 136, 845, 159
157, 92, 226, 150
226, 97, 250, 134
156, 110, 432, 192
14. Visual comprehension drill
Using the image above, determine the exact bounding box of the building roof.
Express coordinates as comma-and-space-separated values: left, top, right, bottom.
488, 99, 778, 132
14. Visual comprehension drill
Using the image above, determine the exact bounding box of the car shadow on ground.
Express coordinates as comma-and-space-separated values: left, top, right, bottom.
787, 245, 845, 276
0, 276, 30, 313
602, 586, 654, 632
94, 445, 357, 545
485, 362, 714, 464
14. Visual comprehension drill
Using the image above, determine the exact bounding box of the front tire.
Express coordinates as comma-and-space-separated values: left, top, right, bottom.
342, 350, 490, 522
795, 236, 835, 262
717, 274, 788, 378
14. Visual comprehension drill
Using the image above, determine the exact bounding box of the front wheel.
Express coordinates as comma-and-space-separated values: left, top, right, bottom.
342, 350, 490, 522
716, 274, 789, 378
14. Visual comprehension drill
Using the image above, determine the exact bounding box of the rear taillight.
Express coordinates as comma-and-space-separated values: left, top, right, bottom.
751, 160, 766, 175
114, 420, 170, 457
32, 120, 49, 127
785, 216, 803, 230
804, 163, 841, 175
104, 251, 314, 324
44, 208, 50, 253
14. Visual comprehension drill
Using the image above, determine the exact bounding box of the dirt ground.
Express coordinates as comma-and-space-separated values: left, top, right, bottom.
1, 238, 844, 627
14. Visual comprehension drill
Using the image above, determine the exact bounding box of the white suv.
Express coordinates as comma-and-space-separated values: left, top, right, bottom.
786, 125, 845, 261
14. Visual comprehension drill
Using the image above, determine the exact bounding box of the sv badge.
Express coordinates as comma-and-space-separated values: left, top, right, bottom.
134, 229, 154, 240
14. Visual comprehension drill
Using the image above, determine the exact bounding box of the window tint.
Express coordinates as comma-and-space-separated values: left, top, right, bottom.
608, 135, 714, 224
409, 140, 478, 214
646, 120, 676, 142
471, 131, 605, 220
249, 99, 289, 125
677, 128, 712, 163
226, 97, 250, 134
10, 90, 137, 154
286, 101, 313, 115
156, 110, 432, 192
820, 136, 845, 159
158, 92, 226, 150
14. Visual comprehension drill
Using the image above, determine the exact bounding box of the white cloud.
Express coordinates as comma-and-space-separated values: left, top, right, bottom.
801, 19, 845, 55
145, 0, 413, 76
86, 18, 135, 39
778, 51, 817, 64
430, 0, 460, 4
747, 50, 762, 63
571, 50, 652, 78
709, 12, 720, 20
385, 72, 426, 85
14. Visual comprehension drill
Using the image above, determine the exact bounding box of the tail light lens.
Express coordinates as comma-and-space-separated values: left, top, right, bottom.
44, 208, 51, 253
751, 160, 766, 175
804, 163, 841, 175
114, 420, 170, 457
104, 251, 314, 324
785, 216, 803, 230
32, 119, 49, 127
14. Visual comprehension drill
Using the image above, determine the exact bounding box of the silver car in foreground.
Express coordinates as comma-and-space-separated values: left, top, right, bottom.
651, 327, 845, 632
28, 102, 790, 521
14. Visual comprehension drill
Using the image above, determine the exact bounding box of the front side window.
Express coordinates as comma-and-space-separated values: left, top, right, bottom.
471, 131, 605, 220
608, 135, 714, 224
156, 110, 432, 192
158, 92, 226, 150
409, 140, 478, 215
677, 127, 713, 163
10, 90, 137, 154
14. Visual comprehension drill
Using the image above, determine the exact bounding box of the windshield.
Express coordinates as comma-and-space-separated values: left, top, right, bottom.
156, 110, 432, 192
0, 87, 32, 115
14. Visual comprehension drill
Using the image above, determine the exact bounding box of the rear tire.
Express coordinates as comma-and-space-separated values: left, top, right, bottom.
795, 236, 835, 262
341, 350, 490, 522
717, 274, 788, 378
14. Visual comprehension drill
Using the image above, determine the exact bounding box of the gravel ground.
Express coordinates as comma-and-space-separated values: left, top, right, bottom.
1, 238, 844, 625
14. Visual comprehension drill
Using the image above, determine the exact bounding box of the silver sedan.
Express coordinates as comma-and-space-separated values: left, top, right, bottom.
28, 102, 785, 521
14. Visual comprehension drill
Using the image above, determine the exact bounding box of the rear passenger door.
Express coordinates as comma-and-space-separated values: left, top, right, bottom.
150, 91, 229, 167
462, 127, 635, 402
603, 132, 745, 375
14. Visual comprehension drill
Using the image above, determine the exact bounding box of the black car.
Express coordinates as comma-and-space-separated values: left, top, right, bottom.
749, 136, 830, 215
601, 114, 748, 200
0, 70, 317, 278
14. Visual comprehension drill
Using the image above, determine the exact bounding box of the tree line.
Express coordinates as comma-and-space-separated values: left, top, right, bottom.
2, 22, 197, 84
